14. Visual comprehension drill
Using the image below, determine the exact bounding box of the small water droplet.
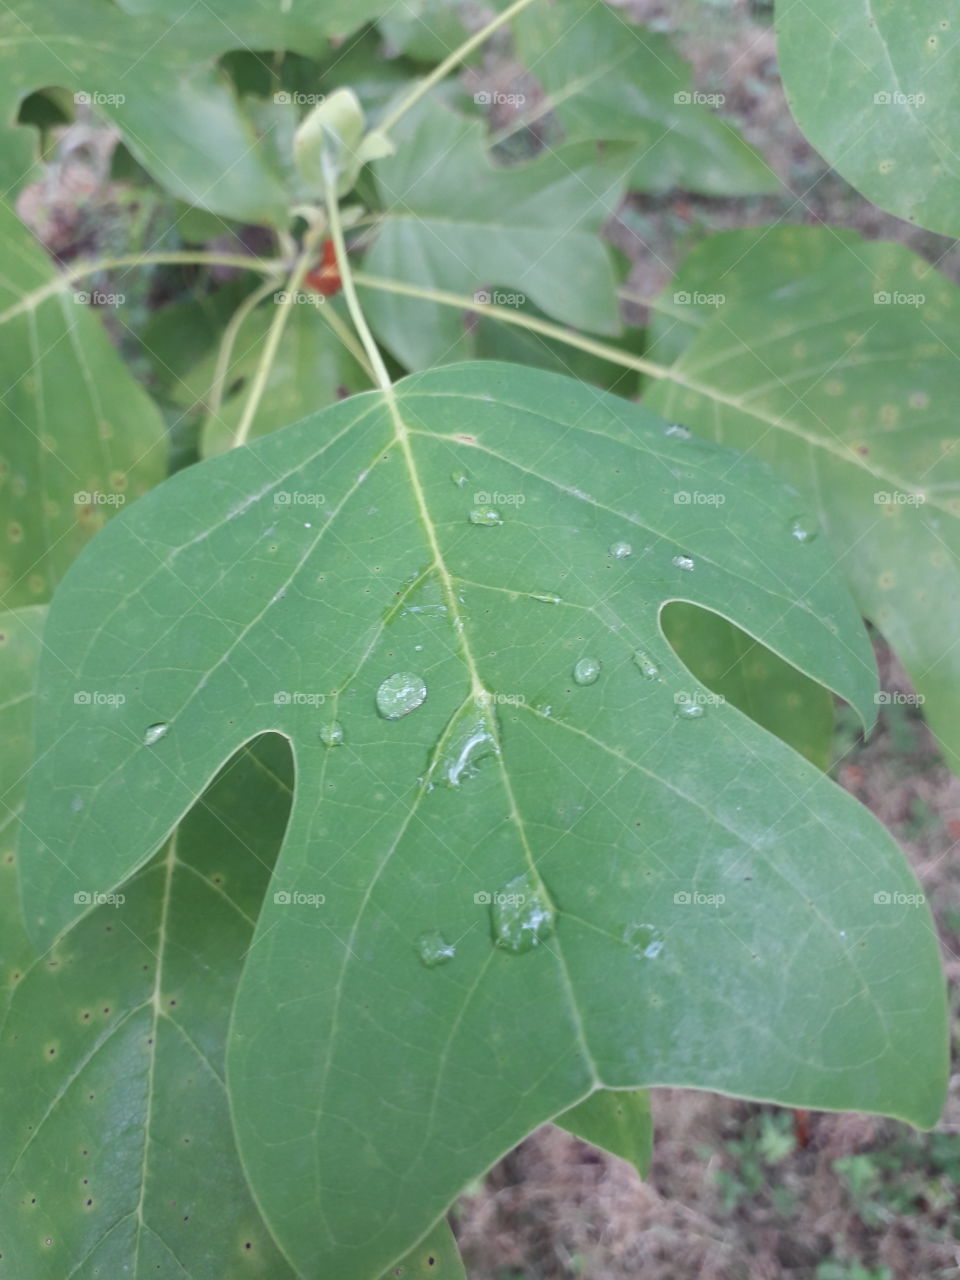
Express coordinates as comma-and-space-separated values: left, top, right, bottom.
624, 922, 665, 959
672, 555, 695, 572
451, 471, 469, 488
675, 702, 705, 720
320, 721, 345, 747
789, 517, 818, 544
633, 651, 660, 680
491, 871, 555, 953
664, 423, 691, 440
573, 657, 601, 685
375, 672, 427, 720
531, 592, 561, 605
609, 541, 632, 559
469, 507, 503, 527
416, 930, 456, 968
70, 796, 85, 814
428, 699, 499, 787
143, 723, 169, 746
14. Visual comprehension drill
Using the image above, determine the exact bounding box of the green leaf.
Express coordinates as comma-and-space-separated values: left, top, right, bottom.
662, 604, 834, 769
0, 606, 44, 1022
0, 202, 165, 609
512, 0, 779, 196
0, 736, 298, 1277
383, 1220, 466, 1279
647, 226, 960, 771
20, 362, 945, 1278
363, 99, 624, 368
0, 0, 291, 225
115, 0, 389, 48
555, 1088, 653, 1178
294, 88, 395, 198
777, 0, 959, 237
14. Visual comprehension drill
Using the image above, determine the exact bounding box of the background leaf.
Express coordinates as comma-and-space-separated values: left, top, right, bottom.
555, 1088, 653, 1178
19, 362, 944, 1277
647, 226, 960, 770
777, 0, 959, 237
0, 201, 165, 609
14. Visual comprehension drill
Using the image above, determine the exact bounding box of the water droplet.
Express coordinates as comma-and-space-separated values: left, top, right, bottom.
675, 701, 705, 720
573, 657, 601, 685
320, 721, 345, 747
375, 672, 427, 720
664, 423, 691, 440
609, 541, 632, 559
70, 796, 84, 814
531, 592, 561, 605
789, 517, 818, 544
416, 930, 456, 968
427, 699, 499, 787
469, 507, 503, 527
633, 651, 660, 680
624, 922, 665, 959
672, 555, 695, 572
143, 723, 169, 746
491, 871, 555, 953
451, 471, 469, 488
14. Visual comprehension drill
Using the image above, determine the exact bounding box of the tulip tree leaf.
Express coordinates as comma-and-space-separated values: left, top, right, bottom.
647, 226, 960, 772
555, 1088, 653, 1178
382, 1220, 466, 1279
0, 0, 293, 224
512, 0, 779, 196
0, 202, 166, 610
0, 736, 299, 1277
363, 99, 624, 369
114, 0, 381, 52
19, 362, 946, 1279
777, 0, 960, 238
0, 606, 44, 1021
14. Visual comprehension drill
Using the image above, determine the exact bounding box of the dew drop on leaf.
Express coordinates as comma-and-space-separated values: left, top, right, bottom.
573, 657, 601, 685
142, 723, 169, 746
633, 651, 660, 680
320, 721, 345, 747
376, 672, 427, 720
491, 871, 555, 953
675, 702, 705, 720
416, 931, 456, 968
609, 541, 632, 559
428, 700, 499, 787
624, 922, 665, 959
468, 507, 503, 526
664, 423, 691, 440
451, 471, 469, 488
672, 555, 695, 571
789, 516, 818, 544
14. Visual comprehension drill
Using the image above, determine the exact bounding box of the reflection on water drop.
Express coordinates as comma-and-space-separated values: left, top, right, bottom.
143, 723, 169, 746
428, 698, 499, 787
320, 721, 345, 747
675, 701, 705, 720
609, 541, 632, 559
672, 555, 695, 571
573, 657, 601, 685
532, 592, 561, 605
376, 672, 427, 720
469, 507, 503, 526
416, 930, 456, 968
492, 871, 556, 953
633, 651, 660, 680
624, 922, 665, 959
789, 517, 818, 544
451, 471, 469, 488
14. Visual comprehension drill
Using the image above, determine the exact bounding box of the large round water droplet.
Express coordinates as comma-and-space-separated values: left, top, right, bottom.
624, 922, 665, 959
609, 541, 632, 559
375, 672, 427, 720
633, 650, 660, 680
573, 656, 601, 685
672, 554, 695, 572
789, 517, 818, 544
416, 930, 456, 968
143, 723, 169, 746
469, 507, 503, 527
320, 721, 345, 747
491, 871, 556, 954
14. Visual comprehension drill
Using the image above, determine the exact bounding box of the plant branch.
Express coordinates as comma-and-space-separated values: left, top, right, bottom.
378, 0, 539, 136
207, 275, 284, 426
